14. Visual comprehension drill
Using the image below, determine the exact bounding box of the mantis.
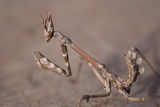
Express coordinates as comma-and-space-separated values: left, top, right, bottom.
33, 12, 160, 107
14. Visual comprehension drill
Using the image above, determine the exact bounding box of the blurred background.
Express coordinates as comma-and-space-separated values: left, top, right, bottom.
0, 0, 160, 107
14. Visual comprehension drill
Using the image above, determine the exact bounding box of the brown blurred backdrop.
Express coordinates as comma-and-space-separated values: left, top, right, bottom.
0, 0, 160, 107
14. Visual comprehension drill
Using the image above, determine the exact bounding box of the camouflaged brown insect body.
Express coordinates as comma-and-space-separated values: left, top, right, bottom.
33, 12, 160, 107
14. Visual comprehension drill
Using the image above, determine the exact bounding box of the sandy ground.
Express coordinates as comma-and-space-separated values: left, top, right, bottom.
0, 0, 160, 107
